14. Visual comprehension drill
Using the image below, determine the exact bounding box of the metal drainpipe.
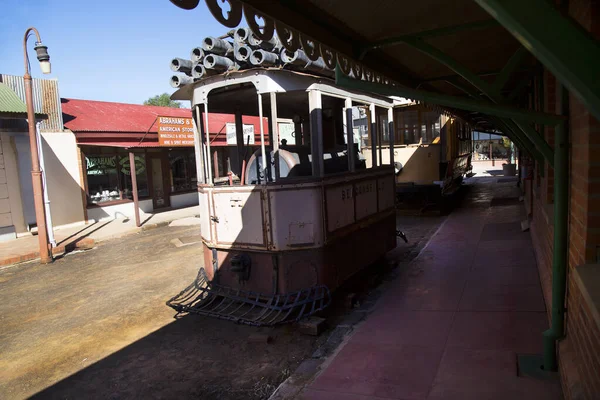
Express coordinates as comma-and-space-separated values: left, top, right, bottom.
543, 82, 569, 372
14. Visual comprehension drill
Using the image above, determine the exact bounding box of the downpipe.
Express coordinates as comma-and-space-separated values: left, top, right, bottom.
543, 82, 569, 372
35, 123, 56, 247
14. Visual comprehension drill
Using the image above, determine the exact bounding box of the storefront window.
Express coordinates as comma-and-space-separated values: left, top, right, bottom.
119, 155, 149, 199
169, 150, 197, 192
85, 152, 149, 205
86, 156, 120, 204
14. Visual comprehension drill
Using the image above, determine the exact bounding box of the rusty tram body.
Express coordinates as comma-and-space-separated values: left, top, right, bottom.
165, 21, 474, 324
168, 67, 399, 325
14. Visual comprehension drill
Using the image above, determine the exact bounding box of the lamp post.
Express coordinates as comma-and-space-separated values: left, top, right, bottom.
23, 27, 52, 263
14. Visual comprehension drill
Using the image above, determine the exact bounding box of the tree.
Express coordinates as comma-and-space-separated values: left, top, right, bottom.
502, 136, 514, 163
143, 93, 181, 108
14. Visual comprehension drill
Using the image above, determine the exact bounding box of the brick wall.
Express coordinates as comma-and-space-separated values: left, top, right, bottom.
526, 1, 600, 399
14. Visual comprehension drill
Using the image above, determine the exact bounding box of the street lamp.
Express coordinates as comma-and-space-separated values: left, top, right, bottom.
23, 27, 52, 263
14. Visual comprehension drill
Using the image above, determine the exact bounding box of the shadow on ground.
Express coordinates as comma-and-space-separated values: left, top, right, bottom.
32, 315, 313, 400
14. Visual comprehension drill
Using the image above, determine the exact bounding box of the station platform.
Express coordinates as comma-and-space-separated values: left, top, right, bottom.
297, 177, 562, 399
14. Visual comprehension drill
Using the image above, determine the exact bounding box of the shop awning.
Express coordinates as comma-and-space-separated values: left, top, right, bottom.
77, 139, 162, 148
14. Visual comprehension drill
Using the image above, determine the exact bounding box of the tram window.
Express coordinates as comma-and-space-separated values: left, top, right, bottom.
345, 106, 364, 151
378, 113, 390, 145
395, 109, 442, 145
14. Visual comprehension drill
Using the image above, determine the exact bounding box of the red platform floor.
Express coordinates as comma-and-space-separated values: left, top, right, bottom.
298, 180, 562, 400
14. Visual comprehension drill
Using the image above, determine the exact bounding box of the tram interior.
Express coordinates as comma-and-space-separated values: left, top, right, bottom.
200, 84, 393, 186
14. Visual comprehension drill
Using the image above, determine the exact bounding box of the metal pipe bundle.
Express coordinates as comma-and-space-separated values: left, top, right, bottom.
170, 75, 194, 88
170, 26, 336, 88
234, 44, 253, 63
250, 49, 279, 67
234, 27, 251, 43
203, 54, 235, 71
305, 58, 330, 75
170, 58, 193, 75
190, 47, 205, 63
280, 48, 310, 67
202, 36, 233, 55
192, 62, 211, 79
247, 31, 280, 51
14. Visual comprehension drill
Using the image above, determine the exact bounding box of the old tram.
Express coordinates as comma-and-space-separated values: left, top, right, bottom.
167, 68, 399, 325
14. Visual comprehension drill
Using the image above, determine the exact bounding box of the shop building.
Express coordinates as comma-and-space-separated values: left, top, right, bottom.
0, 74, 85, 242
62, 98, 269, 222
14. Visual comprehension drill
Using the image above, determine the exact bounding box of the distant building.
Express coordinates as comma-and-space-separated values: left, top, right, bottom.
0, 74, 78, 242
0, 74, 268, 242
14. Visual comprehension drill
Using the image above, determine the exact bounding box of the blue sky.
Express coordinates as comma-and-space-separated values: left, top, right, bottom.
0, 0, 226, 105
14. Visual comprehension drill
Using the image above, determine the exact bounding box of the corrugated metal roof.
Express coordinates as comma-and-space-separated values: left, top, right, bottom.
0, 82, 27, 114
0, 74, 63, 131
68, 99, 270, 147
62, 98, 193, 133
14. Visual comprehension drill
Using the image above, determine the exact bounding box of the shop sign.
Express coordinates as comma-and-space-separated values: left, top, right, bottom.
278, 122, 295, 145
225, 122, 256, 145
86, 156, 116, 175
120, 156, 146, 176
157, 116, 195, 146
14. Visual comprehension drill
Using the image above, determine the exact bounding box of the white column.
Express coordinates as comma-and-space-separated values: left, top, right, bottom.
193, 106, 205, 184
345, 98, 355, 172
270, 92, 280, 180
308, 90, 324, 177
258, 92, 267, 184
388, 107, 395, 168
203, 102, 213, 184
369, 103, 377, 168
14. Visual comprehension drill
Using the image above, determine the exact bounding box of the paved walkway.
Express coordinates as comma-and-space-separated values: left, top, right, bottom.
298, 180, 562, 399
0, 206, 199, 268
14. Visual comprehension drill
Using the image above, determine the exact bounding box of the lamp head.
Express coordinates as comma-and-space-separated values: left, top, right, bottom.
34, 42, 51, 74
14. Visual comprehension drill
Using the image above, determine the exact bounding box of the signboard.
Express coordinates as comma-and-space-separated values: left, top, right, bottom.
157, 116, 195, 146
225, 122, 255, 145
278, 121, 295, 145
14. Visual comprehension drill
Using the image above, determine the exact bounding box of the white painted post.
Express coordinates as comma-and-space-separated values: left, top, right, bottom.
193, 106, 205, 184
388, 107, 395, 168
308, 90, 324, 178
203, 102, 213, 184
345, 98, 355, 172
258, 92, 268, 184
270, 92, 280, 181
369, 103, 377, 168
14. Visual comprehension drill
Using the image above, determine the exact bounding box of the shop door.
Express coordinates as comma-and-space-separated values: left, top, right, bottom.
150, 156, 170, 209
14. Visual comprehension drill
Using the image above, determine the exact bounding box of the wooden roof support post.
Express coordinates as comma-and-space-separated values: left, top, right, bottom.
129, 151, 141, 227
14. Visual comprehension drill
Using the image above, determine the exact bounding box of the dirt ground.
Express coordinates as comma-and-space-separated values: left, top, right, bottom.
0, 212, 444, 400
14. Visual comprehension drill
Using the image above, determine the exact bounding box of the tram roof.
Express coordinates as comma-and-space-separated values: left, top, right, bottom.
172, 68, 397, 109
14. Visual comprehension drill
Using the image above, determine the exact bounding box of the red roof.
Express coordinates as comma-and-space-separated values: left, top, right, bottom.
61, 98, 192, 133
62, 97, 270, 147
